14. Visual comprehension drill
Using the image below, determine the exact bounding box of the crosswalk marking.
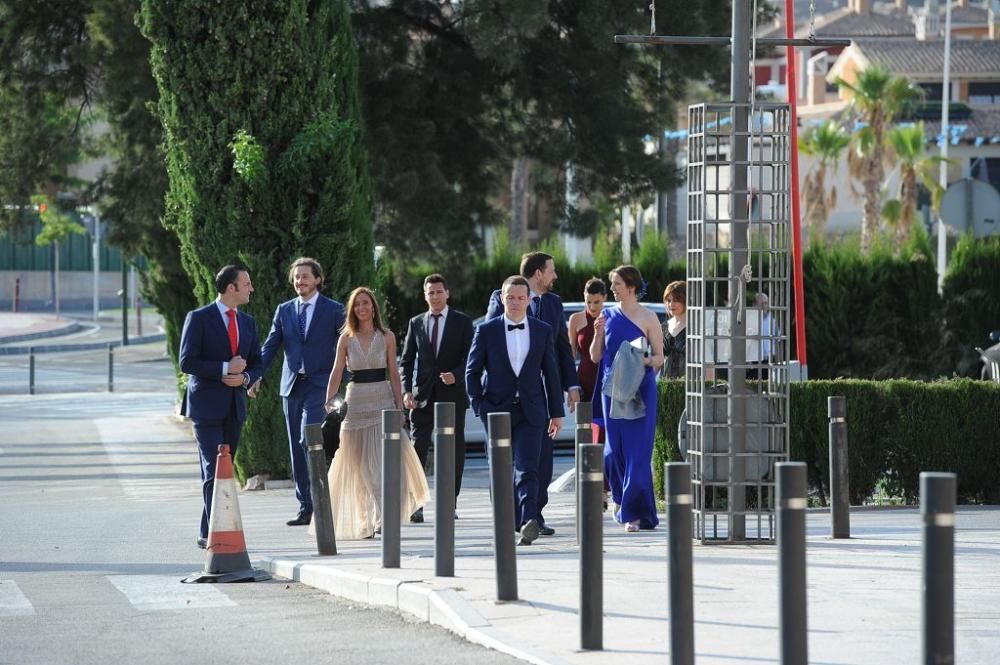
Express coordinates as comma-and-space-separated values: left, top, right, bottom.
107, 575, 237, 611
0, 580, 35, 616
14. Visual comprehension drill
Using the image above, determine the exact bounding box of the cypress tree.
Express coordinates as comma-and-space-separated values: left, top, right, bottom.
141, 0, 374, 477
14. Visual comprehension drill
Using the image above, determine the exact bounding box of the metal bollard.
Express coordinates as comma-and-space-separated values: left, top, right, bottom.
28, 348, 36, 395
304, 423, 337, 556
666, 462, 695, 665
921, 472, 956, 665
579, 442, 603, 650
828, 396, 850, 538
107, 344, 115, 393
381, 409, 402, 568
575, 401, 594, 544
434, 402, 456, 577
487, 412, 518, 601
777, 462, 808, 665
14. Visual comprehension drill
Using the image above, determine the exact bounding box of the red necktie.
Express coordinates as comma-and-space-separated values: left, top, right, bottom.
226, 309, 238, 356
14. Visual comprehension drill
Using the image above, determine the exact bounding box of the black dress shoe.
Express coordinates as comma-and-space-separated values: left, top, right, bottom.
286, 513, 312, 526
409, 507, 424, 523
518, 519, 539, 545
197, 537, 207, 549
538, 525, 555, 536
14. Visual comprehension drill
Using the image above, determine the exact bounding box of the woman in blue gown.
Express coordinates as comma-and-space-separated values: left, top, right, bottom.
590, 265, 665, 532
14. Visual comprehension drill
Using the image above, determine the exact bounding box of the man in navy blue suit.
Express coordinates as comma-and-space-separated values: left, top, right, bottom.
467, 276, 564, 545
250, 257, 346, 526
179, 265, 263, 549
485, 252, 579, 536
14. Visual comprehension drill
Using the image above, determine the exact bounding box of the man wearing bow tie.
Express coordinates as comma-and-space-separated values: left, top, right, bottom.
467, 276, 564, 545
484, 252, 579, 536
179, 265, 263, 549
250, 257, 346, 527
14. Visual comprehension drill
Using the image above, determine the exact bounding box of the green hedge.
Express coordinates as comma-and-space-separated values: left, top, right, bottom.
653, 378, 1000, 504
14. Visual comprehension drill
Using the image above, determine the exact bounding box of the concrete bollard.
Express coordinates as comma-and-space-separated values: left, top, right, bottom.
28, 348, 35, 395
381, 409, 402, 568
487, 412, 518, 601
434, 402, 456, 577
304, 423, 337, 556
666, 462, 694, 665
921, 472, 956, 665
777, 462, 808, 665
107, 344, 115, 393
828, 396, 849, 538
575, 401, 594, 544
579, 442, 603, 650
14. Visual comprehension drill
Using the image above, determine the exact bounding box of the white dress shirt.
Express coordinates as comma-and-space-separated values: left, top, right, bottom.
425, 305, 449, 356
504, 316, 529, 376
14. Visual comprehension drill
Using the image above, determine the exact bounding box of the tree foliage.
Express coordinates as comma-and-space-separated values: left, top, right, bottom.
140, 0, 375, 478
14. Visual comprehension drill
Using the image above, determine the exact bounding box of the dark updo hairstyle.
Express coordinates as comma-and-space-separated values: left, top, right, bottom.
584, 277, 606, 296
663, 280, 686, 306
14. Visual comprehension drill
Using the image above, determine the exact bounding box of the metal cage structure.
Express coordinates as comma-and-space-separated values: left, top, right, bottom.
685, 102, 792, 544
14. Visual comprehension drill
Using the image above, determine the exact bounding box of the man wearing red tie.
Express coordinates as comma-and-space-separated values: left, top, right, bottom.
179, 265, 262, 549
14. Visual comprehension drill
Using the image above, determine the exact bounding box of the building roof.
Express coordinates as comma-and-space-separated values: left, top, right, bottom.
844, 38, 1000, 79
921, 107, 1000, 144
760, 1, 993, 40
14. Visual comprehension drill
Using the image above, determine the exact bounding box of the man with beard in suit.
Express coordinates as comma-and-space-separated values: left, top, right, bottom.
401, 273, 474, 522
250, 257, 346, 527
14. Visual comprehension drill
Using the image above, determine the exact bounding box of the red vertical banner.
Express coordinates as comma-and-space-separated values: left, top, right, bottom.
784, 0, 808, 368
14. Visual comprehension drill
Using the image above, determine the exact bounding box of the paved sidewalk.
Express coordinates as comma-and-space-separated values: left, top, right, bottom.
0, 312, 80, 343
255, 463, 1000, 665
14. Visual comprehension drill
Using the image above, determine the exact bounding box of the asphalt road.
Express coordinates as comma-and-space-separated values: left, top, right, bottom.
0, 392, 521, 665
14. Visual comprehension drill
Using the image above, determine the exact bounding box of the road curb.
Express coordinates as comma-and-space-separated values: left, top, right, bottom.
0, 332, 167, 355
0, 320, 83, 345
257, 556, 570, 665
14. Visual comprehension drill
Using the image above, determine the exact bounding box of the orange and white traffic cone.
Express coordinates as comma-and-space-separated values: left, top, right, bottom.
183, 444, 270, 583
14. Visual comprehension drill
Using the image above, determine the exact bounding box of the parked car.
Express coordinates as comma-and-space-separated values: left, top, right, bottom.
464, 301, 669, 445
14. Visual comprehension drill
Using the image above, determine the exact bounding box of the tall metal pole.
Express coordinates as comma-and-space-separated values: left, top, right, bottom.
936, 0, 954, 293
121, 260, 129, 347
784, 0, 808, 368
728, 0, 752, 540
92, 212, 100, 322
575, 401, 594, 543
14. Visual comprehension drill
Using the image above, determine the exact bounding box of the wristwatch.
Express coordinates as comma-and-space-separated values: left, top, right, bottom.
241, 372, 250, 389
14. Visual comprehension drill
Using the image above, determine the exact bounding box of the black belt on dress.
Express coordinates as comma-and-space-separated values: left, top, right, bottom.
349, 368, 387, 384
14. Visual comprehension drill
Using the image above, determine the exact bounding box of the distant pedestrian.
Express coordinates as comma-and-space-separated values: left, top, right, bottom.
400, 273, 474, 522
179, 265, 262, 549
661, 280, 687, 380
250, 257, 346, 527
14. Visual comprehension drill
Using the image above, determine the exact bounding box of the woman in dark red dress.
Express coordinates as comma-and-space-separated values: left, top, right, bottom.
568, 277, 607, 442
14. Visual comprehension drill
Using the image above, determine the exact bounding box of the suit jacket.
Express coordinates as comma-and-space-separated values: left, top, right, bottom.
258, 294, 346, 397
465, 316, 564, 428
179, 302, 262, 422
485, 288, 577, 393
401, 308, 474, 408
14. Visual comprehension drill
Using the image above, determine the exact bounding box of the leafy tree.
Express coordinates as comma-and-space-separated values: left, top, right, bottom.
140, 0, 375, 478
32, 194, 86, 318
836, 66, 922, 255
883, 122, 947, 250
799, 119, 849, 245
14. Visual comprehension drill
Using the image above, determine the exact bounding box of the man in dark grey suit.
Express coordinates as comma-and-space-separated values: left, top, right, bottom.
251, 257, 345, 526
401, 273, 474, 522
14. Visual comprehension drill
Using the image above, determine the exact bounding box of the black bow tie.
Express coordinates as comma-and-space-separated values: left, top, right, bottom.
507, 323, 525, 331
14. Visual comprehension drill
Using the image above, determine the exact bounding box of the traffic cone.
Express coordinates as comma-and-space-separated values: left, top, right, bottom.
183, 444, 270, 583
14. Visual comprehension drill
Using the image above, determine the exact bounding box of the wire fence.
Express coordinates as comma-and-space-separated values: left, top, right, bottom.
0, 343, 173, 395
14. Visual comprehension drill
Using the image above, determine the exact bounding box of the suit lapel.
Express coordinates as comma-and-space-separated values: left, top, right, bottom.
207, 304, 230, 351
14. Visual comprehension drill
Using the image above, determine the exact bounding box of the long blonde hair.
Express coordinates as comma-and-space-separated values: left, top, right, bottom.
343, 287, 387, 335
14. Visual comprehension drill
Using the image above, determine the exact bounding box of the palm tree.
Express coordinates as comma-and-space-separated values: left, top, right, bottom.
884, 122, 948, 249
837, 66, 922, 254
799, 120, 850, 244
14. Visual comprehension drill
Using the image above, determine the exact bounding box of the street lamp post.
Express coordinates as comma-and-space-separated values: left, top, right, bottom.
937, 0, 953, 293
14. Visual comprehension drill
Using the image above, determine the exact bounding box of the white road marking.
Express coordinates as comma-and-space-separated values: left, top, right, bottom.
107, 575, 237, 611
0, 579, 36, 616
